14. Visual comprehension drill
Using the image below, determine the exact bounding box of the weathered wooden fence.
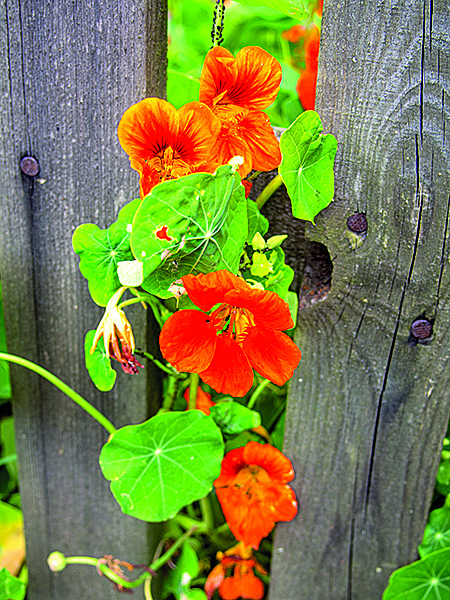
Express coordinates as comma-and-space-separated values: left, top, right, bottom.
1, 0, 449, 599
270, 1, 450, 599
0, 1, 166, 598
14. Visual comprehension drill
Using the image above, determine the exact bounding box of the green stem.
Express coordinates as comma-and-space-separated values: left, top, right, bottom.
189, 373, 199, 410
255, 174, 283, 210
0, 353, 116, 435
135, 350, 184, 378
53, 527, 198, 590
144, 575, 153, 600
200, 495, 214, 532
0, 453, 17, 467
247, 378, 270, 410
160, 376, 183, 412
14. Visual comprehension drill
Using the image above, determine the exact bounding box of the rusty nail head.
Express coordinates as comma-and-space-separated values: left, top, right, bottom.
410, 319, 432, 339
347, 213, 368, 233
20, 156, 39, 177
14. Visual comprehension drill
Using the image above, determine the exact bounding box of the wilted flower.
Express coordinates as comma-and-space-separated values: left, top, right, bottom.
91, 287, 143, 374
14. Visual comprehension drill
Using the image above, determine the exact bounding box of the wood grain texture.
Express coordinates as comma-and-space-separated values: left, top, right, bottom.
269, 1, 450, 599
0, 1, 167, 598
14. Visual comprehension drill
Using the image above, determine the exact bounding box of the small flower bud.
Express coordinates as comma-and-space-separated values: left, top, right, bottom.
48, 551, 67, 572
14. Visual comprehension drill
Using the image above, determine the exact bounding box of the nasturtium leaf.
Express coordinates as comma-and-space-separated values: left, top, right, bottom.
382, 547, 450, 600
131, 166, 248, 297
73, 199, 141, 306
279, 111, 337, 224
99, 411, 224, 522
0, 568, 26, 600
419, 508, 450, 557
210, 401, 261, 435
247, 199, 269, 243
117, 260, 144, 287
232, 0, 307, 20
84, 330, 116, 392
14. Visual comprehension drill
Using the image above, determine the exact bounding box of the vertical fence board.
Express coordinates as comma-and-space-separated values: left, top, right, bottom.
0, 1, 167, 598
270, 1, 450, 599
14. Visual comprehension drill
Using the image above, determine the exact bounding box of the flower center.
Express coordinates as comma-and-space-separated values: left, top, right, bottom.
210, 303, 255, 341
232, 465, 272, 501
148, 146, 191, 182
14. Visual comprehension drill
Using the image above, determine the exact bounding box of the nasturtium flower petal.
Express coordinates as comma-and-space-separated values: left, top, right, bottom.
183, 271, 250, 312
198, 335, 254, 398
159, 309, 217, 373
214, 442, 298, 549
200, 46, 282, 111
234, 110, 281, 172
224, 286, 293, 331
241, 327, 301, 386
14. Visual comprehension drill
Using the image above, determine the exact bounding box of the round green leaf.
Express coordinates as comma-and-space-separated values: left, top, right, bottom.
419, 508, 450, 558
131, 165, 248, 297
99, 411, 224, 522
279, 111, 337, 224
73, 199, 140, 306
383, 547, 450, 600
84, 330, 116, 392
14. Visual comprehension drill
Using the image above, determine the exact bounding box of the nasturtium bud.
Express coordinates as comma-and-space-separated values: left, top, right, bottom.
251, 252, 271, 277
47, 551, 67, 572
266, 234, 288, 249
251, 232, 266, 251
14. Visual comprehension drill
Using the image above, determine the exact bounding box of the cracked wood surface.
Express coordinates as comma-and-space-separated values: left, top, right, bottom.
0, 1, 166, 599
269, 1, 450, 599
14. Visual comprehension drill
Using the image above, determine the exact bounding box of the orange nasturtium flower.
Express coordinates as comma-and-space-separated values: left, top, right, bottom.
205, 542, 266, 600
214, 442, 298, 549
159, 270, 301, 397
91, 287, 143, 374
199, 46, 282, 177
296, 25, 320, 111
117, 98, 221, 198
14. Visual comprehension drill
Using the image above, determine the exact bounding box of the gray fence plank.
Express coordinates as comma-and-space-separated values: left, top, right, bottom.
270, 1, 450, 599
0, 1, 167, 598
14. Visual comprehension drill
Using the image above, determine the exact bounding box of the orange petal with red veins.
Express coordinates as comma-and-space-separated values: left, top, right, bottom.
232, 110, 281, 173
200, 46, 282, 111
224, 287, 293, 331
243, 442, 295, 484
118, 98, 180, 161
182, 270, 250, 312
215, 122, 253, 178
198, 335, 254, 397
178, 101, 222, 165
159, 309, 217, 373
241, 327, 301, 386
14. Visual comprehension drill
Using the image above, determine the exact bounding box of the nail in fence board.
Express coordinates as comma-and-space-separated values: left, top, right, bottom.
270, 1, 450, 599
0, 1, 167, 598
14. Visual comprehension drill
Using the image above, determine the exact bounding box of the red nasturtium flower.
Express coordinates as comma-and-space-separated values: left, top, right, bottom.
183, 386, 216, 415
159, 270, 301, 397
199, 46, 282, 177
91, 287, 143, 374
118, 98, 221, 198
205, 542, 266, 600
214, 442, 298, 549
